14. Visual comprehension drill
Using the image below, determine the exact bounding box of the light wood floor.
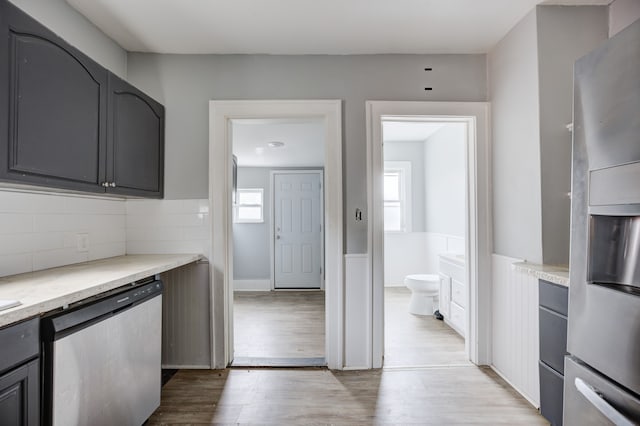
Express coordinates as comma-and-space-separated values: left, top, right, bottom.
233, 288, 470, 366
233, 291, 325, 359
384, 287, 470, 367
148, 367, 546, 425
150, 289, 546, 424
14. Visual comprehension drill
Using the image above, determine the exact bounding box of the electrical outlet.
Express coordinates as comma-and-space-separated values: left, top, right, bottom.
76, 233, 89, 252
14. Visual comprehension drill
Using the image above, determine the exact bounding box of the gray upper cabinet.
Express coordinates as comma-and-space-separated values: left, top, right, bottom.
107, 73, 164, 198
0, 0, 164, 198
0, 0, 107, 192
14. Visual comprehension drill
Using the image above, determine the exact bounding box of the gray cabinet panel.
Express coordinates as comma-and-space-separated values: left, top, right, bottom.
540, 307, 568, 374
0, 359, 39, 426
0, 318, 39, 375
540, 360, 564, 426
107, 74, 164, 198
0, 1, 107, 192
539, 280, 569, 316
160, 261, 211, 368
0, 318, 40, 426
539, 280, 569, 426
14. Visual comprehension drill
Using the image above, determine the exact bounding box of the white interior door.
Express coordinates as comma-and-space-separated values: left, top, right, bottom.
274, 172, 323, 289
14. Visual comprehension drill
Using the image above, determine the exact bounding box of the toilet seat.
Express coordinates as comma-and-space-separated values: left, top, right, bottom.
404, 274, 439, 291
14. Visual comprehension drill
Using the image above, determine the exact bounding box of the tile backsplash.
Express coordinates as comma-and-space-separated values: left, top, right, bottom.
125, 199, 210, 260
0, 190, 126, 276
0, 191, 211, 278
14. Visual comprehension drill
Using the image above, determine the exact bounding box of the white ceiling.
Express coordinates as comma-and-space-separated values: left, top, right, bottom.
64, 0, 611, 55
232, 119, 324, 168
383, 121, 447, 143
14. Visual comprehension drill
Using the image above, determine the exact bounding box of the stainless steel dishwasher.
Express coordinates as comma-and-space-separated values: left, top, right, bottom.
41, 278, 163, 426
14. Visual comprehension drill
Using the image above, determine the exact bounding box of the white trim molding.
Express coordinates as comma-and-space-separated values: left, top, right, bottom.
209, 100, 343, 369
233, 279, 271, 291
366, 101, 492, 368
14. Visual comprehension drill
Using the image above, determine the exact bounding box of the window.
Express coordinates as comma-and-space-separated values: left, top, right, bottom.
383, 162, 412, 232
234, 188, 264, 223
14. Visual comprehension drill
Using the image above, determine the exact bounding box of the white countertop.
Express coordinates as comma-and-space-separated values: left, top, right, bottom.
512, 262, 569, 287
0, 254, 203, 328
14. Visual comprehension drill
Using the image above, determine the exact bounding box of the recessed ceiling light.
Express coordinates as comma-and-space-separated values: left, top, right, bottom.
267, 141, 285, 148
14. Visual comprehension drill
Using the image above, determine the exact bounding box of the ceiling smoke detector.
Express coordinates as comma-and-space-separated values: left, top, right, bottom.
267, 141, 285, 148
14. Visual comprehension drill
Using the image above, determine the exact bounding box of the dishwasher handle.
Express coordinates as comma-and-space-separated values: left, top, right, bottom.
575, 378, 635, 426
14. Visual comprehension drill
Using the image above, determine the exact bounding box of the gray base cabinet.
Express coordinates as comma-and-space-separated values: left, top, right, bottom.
539, 280, 569, 426
0, 0, 164, 198
0, 318, 39, 426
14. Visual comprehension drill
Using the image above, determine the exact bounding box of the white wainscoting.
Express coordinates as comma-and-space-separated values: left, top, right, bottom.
233, 279, 271, 291
491, 253, 540, 407
344, 254, 371, 369
384, 232, 464, 286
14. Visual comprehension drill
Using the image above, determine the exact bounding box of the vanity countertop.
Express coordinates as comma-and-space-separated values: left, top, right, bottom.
512, 262, 569, 287
439, 253, 465, 267
0, 253, 203, 328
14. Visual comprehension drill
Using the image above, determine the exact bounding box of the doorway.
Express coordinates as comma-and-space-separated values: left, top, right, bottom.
381, 119, 470, 367
230, 118, 325, 365
209, 100, 343, 370
366, 101, 492, 368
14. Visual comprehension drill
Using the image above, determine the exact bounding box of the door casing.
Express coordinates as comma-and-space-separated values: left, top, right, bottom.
209, 100, 343, 369
366, 101, 492, 367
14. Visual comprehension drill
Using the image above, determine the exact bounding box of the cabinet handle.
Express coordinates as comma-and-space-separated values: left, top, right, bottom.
110, 182, 117, 187
101, 182, 108, 187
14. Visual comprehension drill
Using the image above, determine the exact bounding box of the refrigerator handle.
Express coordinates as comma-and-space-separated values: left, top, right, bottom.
575, 378, 635, 426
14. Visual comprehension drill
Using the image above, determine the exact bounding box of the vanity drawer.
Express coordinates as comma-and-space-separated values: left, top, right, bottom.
451, 279, 465, 308
449, 301, 465, 336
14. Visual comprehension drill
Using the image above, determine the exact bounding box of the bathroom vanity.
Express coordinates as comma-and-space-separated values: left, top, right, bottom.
438, 254, 466, 337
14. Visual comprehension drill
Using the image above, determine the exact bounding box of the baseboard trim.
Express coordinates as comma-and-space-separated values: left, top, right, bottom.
490, 365, 539, 409
234, 279, 271, 291
162, 364, 211, 369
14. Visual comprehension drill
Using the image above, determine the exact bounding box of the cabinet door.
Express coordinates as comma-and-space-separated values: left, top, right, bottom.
439, 273, 451, 318
0, 359, 39, 426
107, 73, 164, 198
0, 1, 107, 192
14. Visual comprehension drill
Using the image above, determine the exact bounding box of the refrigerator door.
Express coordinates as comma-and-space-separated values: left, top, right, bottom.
569, 17, 640, 396
564, 357, 640, 426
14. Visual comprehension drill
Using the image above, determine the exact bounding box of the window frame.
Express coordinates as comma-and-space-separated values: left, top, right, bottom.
383, 161, 412, 233
233, 188, 265, 223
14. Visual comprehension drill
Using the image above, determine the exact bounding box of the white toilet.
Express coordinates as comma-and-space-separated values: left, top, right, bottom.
404, 274, 440, 315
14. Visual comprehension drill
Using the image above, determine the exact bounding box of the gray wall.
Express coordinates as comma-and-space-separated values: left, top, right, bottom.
489, 10, 543, 263
383, 141, 426, 232
8, 0, 127, 78
126, 54, 487, 253
424, 124, 466, 237
233, 167, 272, 280
489, 6, 608, 265
536, 6, 608, 265
609, 0, 640, 37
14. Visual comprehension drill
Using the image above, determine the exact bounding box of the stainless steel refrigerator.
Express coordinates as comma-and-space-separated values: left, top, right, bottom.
565, 17, 640, 425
